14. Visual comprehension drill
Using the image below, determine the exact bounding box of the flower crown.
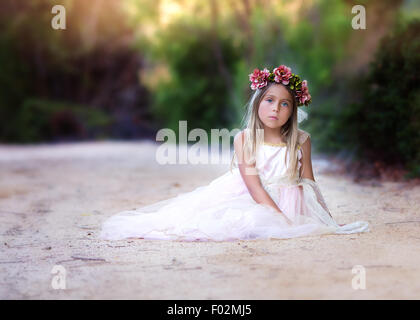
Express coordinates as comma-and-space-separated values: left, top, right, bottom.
249, 65, 312, 107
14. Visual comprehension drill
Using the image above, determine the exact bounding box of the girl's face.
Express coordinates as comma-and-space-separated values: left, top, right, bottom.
258, 84, 293, 129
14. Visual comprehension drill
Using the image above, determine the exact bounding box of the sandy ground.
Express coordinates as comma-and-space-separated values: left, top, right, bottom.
0, 141, 419, 300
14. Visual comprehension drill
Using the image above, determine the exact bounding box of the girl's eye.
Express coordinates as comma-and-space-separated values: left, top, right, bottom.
266, 98, 273, 103
281, 102, 288, 107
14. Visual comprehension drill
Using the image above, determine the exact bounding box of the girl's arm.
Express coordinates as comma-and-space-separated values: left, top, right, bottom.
234, 131, 293, 225
299, 137, 334, 219
299, 136, 315, 181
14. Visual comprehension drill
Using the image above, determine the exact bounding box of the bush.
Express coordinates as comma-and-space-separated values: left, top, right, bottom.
15, 99, 112, 142
0, 34, 32, 142
143, 24, 242, 135
340, 19, 420, 178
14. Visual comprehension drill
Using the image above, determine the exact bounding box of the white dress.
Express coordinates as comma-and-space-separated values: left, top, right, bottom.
99, 131, 370, 241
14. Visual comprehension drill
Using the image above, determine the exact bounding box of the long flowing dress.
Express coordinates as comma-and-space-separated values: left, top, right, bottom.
99, 130, 369, 241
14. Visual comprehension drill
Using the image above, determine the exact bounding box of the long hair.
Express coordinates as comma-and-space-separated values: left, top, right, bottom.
230, 82, 301, 181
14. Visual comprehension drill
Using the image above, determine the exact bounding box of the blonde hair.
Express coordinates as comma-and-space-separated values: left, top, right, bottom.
230, 82, 301, 181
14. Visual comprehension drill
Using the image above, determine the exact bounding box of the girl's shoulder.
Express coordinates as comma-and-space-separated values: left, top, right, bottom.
297, 129, 311, 146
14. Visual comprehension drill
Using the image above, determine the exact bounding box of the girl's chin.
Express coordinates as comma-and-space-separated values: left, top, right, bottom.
263, 123, 282, 129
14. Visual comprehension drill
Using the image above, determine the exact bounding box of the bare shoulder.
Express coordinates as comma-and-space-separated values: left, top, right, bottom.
297, 129, 311, 146
233, 130, 245, 149
298, 129, 315, 180
234, 130, 244, 142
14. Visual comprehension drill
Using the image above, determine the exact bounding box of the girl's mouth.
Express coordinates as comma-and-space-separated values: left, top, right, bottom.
268, 116, 278, 120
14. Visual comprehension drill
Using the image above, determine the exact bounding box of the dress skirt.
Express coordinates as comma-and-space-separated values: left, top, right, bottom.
99, 168, 369, 241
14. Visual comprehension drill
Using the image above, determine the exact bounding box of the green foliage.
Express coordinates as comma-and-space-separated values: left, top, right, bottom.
0, 34, 32, 141
15, 99, 112, 142
145, 24, 242, 135
339, 19, 420, 178
0, 0, 139, 142
283, 0, 351, 91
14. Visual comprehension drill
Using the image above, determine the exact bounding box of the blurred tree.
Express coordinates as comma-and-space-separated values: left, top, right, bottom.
0, 0, 155, 142
339, 19, 420, 178
141, 23, 242, 134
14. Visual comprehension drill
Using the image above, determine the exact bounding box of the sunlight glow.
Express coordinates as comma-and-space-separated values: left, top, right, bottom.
160, 0, 183, 26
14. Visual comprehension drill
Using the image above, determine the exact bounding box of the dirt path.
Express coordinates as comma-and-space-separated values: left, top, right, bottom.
1, 141, 419, 299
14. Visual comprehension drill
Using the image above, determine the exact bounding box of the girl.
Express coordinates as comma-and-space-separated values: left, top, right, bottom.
99, 65, 369, 241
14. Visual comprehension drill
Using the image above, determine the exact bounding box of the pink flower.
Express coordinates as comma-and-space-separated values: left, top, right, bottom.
296, 80, 311, 105
273, 65, 292, 85
249, 68, 270, 90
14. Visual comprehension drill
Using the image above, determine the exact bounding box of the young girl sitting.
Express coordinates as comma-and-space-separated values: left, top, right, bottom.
100, 65, 369, 241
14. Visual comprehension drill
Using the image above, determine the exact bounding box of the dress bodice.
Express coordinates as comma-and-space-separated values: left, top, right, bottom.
255, 129, 310, 187
256, 143, 302, 186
